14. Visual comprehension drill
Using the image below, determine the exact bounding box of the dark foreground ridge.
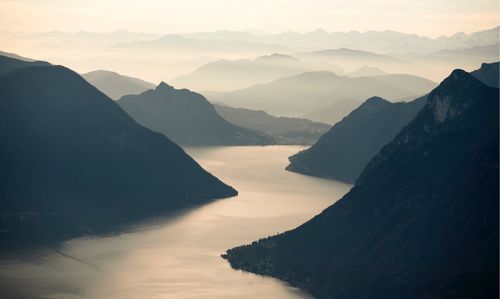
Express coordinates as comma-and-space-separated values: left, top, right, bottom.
223, 69, 499, 299
0, 65, 237, 251
286, 95, 426, 183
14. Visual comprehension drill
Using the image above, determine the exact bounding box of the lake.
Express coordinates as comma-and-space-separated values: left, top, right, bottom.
0, 146, 351, 299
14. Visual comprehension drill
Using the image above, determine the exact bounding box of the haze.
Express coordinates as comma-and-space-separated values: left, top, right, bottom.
1, 0, 498, 36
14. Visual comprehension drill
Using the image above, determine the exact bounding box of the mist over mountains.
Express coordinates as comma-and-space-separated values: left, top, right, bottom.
2, 27, 497, 83
171, 53, 343, 92
0, 12, 498, 298
210, 71, 436, 118
82, 70, 156, 99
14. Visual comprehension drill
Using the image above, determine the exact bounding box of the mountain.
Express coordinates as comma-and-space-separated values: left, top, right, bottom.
82, 70, 156, 100
347, 65, 386, 77
211, 71, 436, 117
287, 96, 426, 183
120, 34, 290, 55
301, 99, 363, 125
296, 48, 411, 74
0, 65, 237, 249
171, 54, 343, 92
0, 50, 37, 62
123, 27, 499, 53
367, 74, 437, 96
471, 62, 499, 88
0, 54, 50, 76
405, 44, 500, 80
118, 83, 275, 146
223, 70, 499, 299
419, 44, 499, 63
213, 104, 330, 145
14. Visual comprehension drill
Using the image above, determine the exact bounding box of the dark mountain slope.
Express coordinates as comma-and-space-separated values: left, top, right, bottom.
0, 54, 50, 76
118, 83, 275, 146
471, 61, 499, 87
286, 96, 426, 183
224, 70, 499, 299
0, 65, 236, 249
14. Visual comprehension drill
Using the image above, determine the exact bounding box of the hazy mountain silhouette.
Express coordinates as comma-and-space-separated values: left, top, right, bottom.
211, 71, 436, 117
297, 48, 411, 73
129, 27, 499, 54
301, 99, 363, 124
118, 83, 275, 146
405, 44, 500, 80
214, 103, 330, 145
224, 69, 499, 299
120, 34, 289, 55
418, 44, 499, 63
367, 74, 436, 95
287, 96, 426, 183
171, 54, 343, 92
347, 65, 386, 77
471, 61, 499, 87
0, 50, 38, 62
0, 54, 50, 76
82, 70, 156, 100
0, 65, 237, 249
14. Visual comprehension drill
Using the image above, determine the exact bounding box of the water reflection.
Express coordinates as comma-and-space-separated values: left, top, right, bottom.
0, 146, 352, 299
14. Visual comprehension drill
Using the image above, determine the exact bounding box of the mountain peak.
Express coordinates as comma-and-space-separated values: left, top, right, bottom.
427, 69, 479, 123
426, 69, 479, 124
364, 96, 389, 105
156, 81, 174, 91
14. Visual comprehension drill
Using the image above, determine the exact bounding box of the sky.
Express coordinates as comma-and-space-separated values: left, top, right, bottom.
0, 0, 498, 37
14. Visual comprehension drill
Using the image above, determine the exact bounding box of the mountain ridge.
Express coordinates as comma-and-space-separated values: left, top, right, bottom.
118, 82, 275, 146
223, 69, 499, 299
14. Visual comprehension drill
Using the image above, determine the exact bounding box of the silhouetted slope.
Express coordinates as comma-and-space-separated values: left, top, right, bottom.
82, 70, 156, 99
471, 62, 499, 87
287, 96, 426, 183
224, 70, 499, 299
118, 83, 275, 146
214, 104, 330, 145
0, 66, 236, 249
0, 54, 50, 76
0, 51, 37, 62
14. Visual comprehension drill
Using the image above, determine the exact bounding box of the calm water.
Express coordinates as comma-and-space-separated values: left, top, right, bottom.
0, 146, 351, 299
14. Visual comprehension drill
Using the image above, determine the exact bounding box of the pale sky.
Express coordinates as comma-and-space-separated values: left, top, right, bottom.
0, 0, 498, 37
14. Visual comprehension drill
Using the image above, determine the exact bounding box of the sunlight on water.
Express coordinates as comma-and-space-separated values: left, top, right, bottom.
0, 146, 352, 299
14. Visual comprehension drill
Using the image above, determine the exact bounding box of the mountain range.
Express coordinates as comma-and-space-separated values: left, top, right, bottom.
117, 83, 275, 146
0, 63, 236, 249
211, 71, 436, 119
125, 26, 500, 54
223, 68, 499, 299
287, 96, 426, 183
171, 53, 343, 92
286, 61, 499, 183
214, 104, 330, 145
82, 70, 156, 99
